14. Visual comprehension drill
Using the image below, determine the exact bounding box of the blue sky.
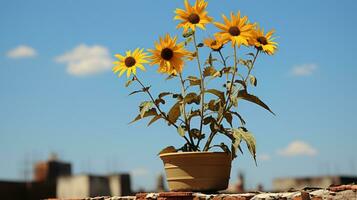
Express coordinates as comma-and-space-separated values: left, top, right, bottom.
1, 0, 357, 191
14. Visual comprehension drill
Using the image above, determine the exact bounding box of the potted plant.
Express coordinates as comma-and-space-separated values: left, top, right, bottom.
112, 0, 277, 192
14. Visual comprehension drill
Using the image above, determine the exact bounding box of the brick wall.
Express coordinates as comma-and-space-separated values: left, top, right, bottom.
46, 185, 357, 200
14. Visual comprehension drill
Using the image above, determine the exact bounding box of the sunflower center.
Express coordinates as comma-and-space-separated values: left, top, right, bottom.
188, 13, 200, 24
161, 48, 174, 60
228, 26, 240, 36
257, 36, 268, 45
211, 41, 217, 46
124, 56, 136, 67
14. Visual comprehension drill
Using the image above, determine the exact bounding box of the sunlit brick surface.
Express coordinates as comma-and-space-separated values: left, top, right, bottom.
46, 185, 357, 200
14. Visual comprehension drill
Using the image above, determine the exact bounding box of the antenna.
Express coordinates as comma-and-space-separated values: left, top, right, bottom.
20, 153, 33, 182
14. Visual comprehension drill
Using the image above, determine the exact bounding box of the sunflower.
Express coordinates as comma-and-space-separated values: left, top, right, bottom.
214, 11, 255, 47
174, 0, 213, 33
113, 48, 148, 78
148, 34, 190, 75
203, 35, 224, 51
249, 26, 278, 55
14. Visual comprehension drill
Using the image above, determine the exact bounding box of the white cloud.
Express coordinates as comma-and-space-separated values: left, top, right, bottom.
55, 44, 113, 76
291, 64, 318, 76
278, 140, 318, 157
130, 167, 149, 177
258, 153, 271, 161
7, 45, 37, 58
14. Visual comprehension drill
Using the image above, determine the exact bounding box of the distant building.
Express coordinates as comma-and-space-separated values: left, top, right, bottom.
273, 176, 357, 191
156, 174, 167, 192
34, 155, 71, 182
108, 174, 132, 196
0, 154, 67, 200
0, 154, 132, 199
57, 174, 131, 199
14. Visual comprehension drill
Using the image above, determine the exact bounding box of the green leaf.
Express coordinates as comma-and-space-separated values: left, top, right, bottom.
237, 90, 275, 115
204, 53, 217, 66
165, 74, 177, 80
158, 146, 177, 155
224, 112, 233, 127
147, 114, 162, 126
182, 30, 194, 38
206, 89, 225, 102
130, 108, 157, 124
188, 109, 200, 120
187, 76, 201, 86
230, 95, 238, 107
246, 53, 255, 58
221, 67, 233, 75
239, 59, 253, 69
167, 102, 181, 123
230, 111, 246, 125
154, 98, 165, 105
213, 71, 222, 77
209, 119, 220, 133
219, 143, 231, 153
177, 126, 186, 137
184, 92, 200, 105
242, 130, 257, 165
203, 116, 215, 125
172, 93, 183, 101
232, 128, 243, 149
129, 89, 144, 96
203, 66, 218, 77
140, 101, 153, 118
249, 75, 257, 87
189, 128, 203, 139
230, 143, 243, 159
207, 99, 220, 111
235, 80, 247, 89
207, 53, 213, 66
154, 92, 171, 105
232, 128, 257, 165
125, 78, 134, 87
159, 92, 172, 99
184, 37, 192, 46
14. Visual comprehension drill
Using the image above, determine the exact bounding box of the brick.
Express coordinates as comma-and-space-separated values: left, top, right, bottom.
158, 192, 193, 200
292, 192, 311, 200
211, 194, 252, 200
328, 184, 357, 192
136, 193, 148, 200
158, 192, 194, 197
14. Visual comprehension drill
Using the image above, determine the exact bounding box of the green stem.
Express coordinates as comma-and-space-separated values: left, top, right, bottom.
218, 50, 229, 81
234, 48, 260, 97
133, 75, 194, 148
192, 32, 205, 149
225, 45, 238, 109
203, 44, 238, 151
179, 73, 196, 150
225, 48, 261, 120
245, 49, 260, 82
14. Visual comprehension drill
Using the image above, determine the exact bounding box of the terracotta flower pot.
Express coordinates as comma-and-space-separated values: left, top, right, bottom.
159, 152, 232, 192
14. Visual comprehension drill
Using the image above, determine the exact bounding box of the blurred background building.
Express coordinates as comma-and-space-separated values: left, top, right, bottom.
273, 176, 357, 192
0, 154, 132, 200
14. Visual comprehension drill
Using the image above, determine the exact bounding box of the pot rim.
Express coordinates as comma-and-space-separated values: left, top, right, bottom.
159, 151, 230, 158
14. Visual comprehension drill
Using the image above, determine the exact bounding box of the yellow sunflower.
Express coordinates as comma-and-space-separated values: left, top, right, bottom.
148, 34, 190, 75
113, 48, 148, 78
203, 35, 224, 51
174, 0, 213, 33
214, 11, 255, 47
249, 26, 278, 55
